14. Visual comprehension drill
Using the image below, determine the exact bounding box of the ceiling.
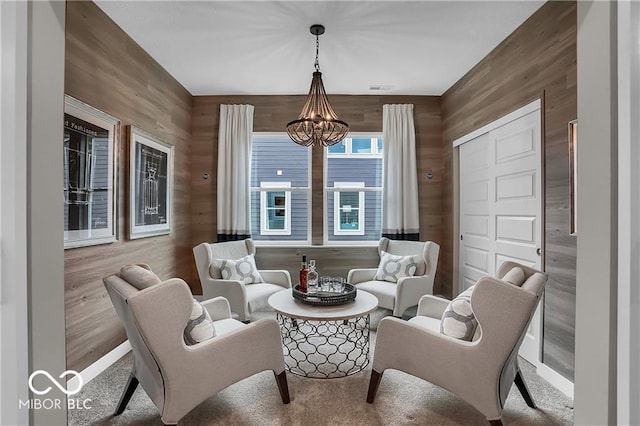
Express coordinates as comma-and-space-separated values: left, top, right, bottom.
94, 1, 545, 96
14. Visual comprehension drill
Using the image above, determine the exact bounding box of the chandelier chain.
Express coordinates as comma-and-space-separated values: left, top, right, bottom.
314, 34, 320, 72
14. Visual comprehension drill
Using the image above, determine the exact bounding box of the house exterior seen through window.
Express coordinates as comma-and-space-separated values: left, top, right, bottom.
250, 134, 382, 245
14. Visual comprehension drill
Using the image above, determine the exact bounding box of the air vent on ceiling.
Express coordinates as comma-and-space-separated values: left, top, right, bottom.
369, 85, 394, 91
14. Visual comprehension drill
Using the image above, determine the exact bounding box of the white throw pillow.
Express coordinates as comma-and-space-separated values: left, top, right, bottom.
219, 254, 264, 285
373, 251, 418, 283
440, 285, 478, 341
184, 299, 216, 345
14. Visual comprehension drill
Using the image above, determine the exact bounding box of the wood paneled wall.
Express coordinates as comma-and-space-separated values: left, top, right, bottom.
190, 95, 442, 292
64, 1, 193, 372
441, 1, 577, 380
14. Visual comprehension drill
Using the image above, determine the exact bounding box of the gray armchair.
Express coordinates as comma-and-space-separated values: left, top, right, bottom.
193, 239, 291, 322
103, 265, 290, 425
347, 237, 440, 317
366, 261, 547, 425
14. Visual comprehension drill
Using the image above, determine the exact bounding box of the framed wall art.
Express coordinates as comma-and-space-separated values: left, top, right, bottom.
63, 95, 119, 249
129, 126, 173, 239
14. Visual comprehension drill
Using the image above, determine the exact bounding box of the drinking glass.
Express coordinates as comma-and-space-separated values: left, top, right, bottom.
332, 277, 345, 293
320, 276, 332, 292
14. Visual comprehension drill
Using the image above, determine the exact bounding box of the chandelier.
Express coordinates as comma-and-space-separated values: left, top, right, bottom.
286, 24, 349, 147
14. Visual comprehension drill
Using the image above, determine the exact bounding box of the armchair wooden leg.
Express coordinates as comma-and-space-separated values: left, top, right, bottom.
114, 373, 138, 416
274, 371, 290, 404
366, 370, 384, 403
488, 419, 503, 426
514, 369, 536, 408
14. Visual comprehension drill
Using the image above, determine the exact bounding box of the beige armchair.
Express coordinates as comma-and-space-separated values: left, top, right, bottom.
103, 266, 290, 425
366, 261, 547, 425
193, 239, 291, 322
347, 237, 440, 317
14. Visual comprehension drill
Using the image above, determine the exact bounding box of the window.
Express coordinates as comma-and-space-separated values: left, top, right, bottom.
260, 182, 291, 235
333, 182, 365, 235
325, 135, 383, 244
250, 134, 311, 243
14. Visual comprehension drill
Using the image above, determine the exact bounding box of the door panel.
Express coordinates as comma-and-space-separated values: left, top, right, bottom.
459, 106, 542, 366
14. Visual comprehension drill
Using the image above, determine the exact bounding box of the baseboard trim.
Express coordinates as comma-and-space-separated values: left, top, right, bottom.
537, 362, 574, 400
67, 341, 132, 390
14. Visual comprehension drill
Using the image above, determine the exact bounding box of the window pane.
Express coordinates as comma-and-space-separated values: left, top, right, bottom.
376, 138, 383, 153
326, 157, 383, 188
251, 136, 309, 187
351, 138, 372, 154
340, 192, 360, 209
267, 191, 285, 208
327, 140, 346, 154
267, 209, 286, 230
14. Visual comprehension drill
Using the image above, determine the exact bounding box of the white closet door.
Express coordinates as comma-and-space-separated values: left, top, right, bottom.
459, 105, 542, 366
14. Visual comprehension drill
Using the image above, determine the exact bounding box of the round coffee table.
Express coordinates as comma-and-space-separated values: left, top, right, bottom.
268, 289, 378, 379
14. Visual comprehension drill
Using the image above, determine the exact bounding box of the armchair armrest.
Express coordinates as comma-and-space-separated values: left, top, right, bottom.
416, 294, 450, 319
200, 296, 232, 321
168, 319, 286, 424
347, 268, 377, 284
393, 275, 435, 317
200, 279, 247, 319
259, 270, 292, 288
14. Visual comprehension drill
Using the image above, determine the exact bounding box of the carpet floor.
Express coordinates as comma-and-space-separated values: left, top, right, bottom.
69, 309, 574, 426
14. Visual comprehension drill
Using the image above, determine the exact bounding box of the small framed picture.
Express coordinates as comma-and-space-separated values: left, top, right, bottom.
63, 96, 119, 249
129, 126, 173, 239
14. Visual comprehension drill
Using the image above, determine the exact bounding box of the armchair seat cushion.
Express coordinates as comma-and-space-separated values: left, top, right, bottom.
355, 280, 397, 311
407, 315, 441, 332
246, 283, 286, 313
213, 318, 246, 335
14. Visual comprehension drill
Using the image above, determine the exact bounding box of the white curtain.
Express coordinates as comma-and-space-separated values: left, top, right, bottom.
382, 104, 420, 240
217, 104, 254, 241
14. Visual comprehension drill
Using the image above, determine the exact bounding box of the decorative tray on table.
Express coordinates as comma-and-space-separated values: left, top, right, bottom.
292, 283, 357, 306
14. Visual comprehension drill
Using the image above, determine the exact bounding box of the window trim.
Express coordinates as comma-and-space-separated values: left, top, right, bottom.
333, 182, 365, 236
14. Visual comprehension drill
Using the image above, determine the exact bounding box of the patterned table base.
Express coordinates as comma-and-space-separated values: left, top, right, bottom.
275, 313, 371, 379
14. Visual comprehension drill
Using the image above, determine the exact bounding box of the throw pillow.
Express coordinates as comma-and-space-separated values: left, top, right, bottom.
219, 254, 264, 285
440, 286, 478, 341
502, 266, 526, 286
373, 251, 418, 283
184, 299, 216, 345
119, 264, 161, 290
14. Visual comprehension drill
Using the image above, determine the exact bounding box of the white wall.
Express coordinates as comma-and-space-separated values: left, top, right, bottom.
575, 1, 618, 424
0, 1, 29, 425
617, 1, 640, 424
27, 1, 67, 425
